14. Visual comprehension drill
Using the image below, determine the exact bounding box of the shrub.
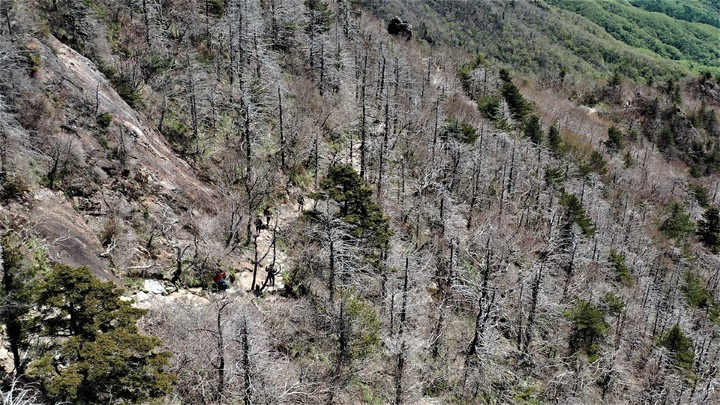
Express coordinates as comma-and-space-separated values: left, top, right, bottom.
161, 118, 190, 151
0, 172, 31, 201
96, 112, 113, 129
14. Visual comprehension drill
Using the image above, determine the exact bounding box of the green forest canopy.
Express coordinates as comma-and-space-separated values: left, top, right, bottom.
546, 0, 720, 73
360, 0, 718, 80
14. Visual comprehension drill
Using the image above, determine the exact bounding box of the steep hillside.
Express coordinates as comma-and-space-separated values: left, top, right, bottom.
0, 0, 719, 404
360, 0, 720, 80
547, 0, 720, 73
629, 0, 720, 28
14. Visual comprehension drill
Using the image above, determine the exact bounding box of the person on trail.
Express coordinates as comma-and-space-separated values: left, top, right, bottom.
263, 207, 272, 227
266, 264, 276, 287
297, 194, 305, 211
254, 216, 266, 232
214, 271, 228, 290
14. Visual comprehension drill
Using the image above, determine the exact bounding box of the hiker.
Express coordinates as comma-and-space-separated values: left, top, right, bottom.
263, 206, 272, 227
266, 264, 276, 287
254, 216, 266, 232
214, 271, 228, 290
297, 194, 305, 211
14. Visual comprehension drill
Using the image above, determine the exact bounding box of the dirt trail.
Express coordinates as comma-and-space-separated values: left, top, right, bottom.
132, 196, 306, 310
234, 197, 307, 293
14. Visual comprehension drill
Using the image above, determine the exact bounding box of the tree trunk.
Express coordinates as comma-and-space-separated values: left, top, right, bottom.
251, 238, 259, 292
240, 316, 252, 405
377, 97, 389, 199
360, 53, 368, 180
214, 302, 227, 401
394, 258, 410, 404
523, 259, 546, 357
329, 239, 335, 302
394, 341, 406, 405
278, 88, 286, 171
430, 292, 447, 359
244, 101, 251, 177
1, 241, 23, 375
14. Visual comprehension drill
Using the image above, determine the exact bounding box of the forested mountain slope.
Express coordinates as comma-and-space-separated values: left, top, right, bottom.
629, 0, 720, 28
360, 0, 720, 79
0, 0, 719, 404
546, 0, 720, 73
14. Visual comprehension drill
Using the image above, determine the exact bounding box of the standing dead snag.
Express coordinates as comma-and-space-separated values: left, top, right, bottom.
522, 253, 549, 359
360, 52, 368, 180
213, 299, 230, 401
395, 257, 410, 405
171, 244, 191, 285
238, 315, 252, 405
278, 88, 286, 171
463, 264, 497, 389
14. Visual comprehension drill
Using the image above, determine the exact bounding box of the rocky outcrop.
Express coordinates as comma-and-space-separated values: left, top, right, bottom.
42, 36, 220, 211
388, 16, 412, 40
0, 35, 224, 282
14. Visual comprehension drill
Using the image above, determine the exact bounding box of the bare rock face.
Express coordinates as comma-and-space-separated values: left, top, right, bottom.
29, 190, 120, 283
1, 35, 225, 283
43, 36, 220, 211
388, 16, 413, 40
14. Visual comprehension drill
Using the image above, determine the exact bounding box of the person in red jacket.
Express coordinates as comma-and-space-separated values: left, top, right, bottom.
214, 271, 228, 290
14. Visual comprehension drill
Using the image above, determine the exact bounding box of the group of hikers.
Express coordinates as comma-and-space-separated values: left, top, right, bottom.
214, 197, 302, 292
253, 206, 274, 232
213, 263, 281, 292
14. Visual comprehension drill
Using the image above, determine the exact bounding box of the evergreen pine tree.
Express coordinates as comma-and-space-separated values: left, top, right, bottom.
604, 126, 625, 152
560, 191, 596, 236
524, 115, 543, 144
660, 202, 695, 240
568, 300, 609, 360
501, 80, 531, 122
29, 264, 173, 404
697, 206, 720, 253
548, 124, 562, 154
658, 324, 694, 370
317, 164, 392, 248
0, 234, 41, 375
